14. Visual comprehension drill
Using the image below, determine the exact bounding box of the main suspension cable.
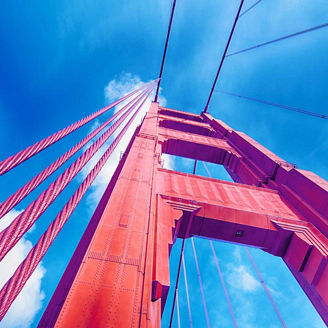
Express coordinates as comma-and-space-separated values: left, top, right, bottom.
216, 90, 328, 120
154, 0, 177, 102
0, 81, 155, 176
0, 87, 154, 322
0, 88, 152, 261
0, 86, 154, 220
226, 22, 328, 58
204, 0, 245, 113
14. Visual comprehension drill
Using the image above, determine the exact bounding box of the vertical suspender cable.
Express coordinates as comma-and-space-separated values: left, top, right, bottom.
210, 241, 238, 328
202, 161, 286, 327
0, 87, 153, 261
182, 254, 193, 328
202, 161, 238, 327
244, 247, 287, 328
239, 0, 262, 17
204, 0, 244, 113
191, 238, 211, 328
192, 160, 197, 175
154, 0, 177, 102
0, 86, 154, 220
0, 86, 155, 322
0, 81, 155, 175
202, 161, 212, 178
169, 212, 194, 328
176, 290, 181, 328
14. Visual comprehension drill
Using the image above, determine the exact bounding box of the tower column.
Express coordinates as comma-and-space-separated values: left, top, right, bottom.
39, 103, 328, 327
51, 102, 161, 327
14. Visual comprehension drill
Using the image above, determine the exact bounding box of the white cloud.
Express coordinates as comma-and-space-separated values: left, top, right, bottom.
226, 247, 261, 293
227, 264, 261, 293
105, 73, 144, 103
0, 210, 46, 328
80, 72, 168, 209
161, 153, 174, 170
105, 72, 166, 107
233, 246, 242, 262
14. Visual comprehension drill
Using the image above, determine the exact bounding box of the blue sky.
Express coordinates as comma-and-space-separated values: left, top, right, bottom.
0, 0, 327, 327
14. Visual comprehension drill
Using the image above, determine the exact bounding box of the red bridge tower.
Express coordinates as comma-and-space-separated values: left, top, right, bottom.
39, 102, 328, 327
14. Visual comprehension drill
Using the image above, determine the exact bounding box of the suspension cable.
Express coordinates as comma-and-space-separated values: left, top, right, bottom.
176, 290, 181, 328
204, 0, 245, 113
191, 238, 211, 328
170, 160, 197, 328
0, 88, 154, 322
154, 0, 177, 102
239, 0, 262, 17
0, 87, 154, 220
202, 160, 286, 327
182, 254, 193, 327
226, 22, 328, 58
0, 88, 153, 261
192, 160, 197, 175
202, 161, 211, 177
169, 212, 194, 328
210, 241, 238, 328
216, 90, 328, 120
244, 247, 287, 327
0, 81, 155, 176
202, 161, 238, 327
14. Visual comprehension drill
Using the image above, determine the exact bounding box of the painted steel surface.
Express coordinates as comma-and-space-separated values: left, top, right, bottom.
40, 103, 328, 327
0, 89, 154, 322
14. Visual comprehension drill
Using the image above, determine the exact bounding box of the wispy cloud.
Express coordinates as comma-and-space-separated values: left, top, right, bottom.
80, 72, 168, 209
227, 247, 261, 293
227, 264, 261, 292
0, 210, 46, 328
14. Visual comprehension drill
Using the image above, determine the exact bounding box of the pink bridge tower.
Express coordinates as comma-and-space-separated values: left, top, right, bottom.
39, 102, 328, 327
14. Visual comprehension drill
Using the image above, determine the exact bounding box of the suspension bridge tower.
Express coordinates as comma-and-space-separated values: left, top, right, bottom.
31, 99, 327, 327
0, 0, 328, 327
0, 83, 327, 327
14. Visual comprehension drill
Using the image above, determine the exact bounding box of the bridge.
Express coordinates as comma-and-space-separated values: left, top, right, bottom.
0, 0, 328, 327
